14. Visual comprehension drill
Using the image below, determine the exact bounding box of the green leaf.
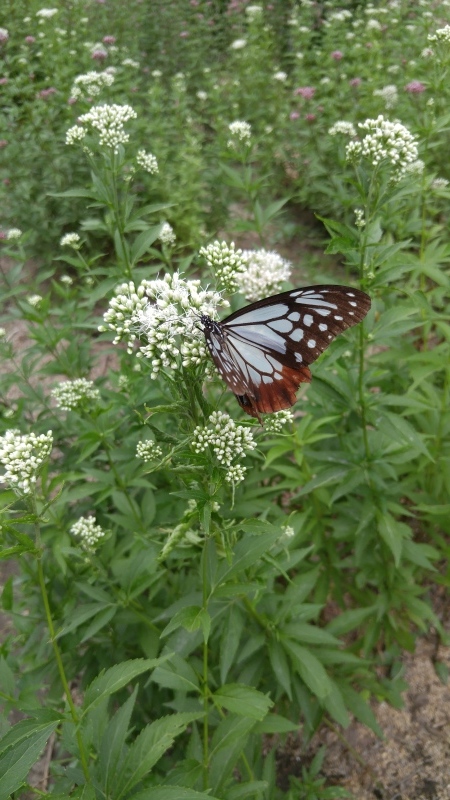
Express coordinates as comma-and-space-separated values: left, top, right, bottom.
132, 787, 221, 800
161, 606, 205, 638
284, 641, 332, 699
213, 684, 273, 720
220, 605, 244, 684
83, 657, 168, 714
340, 686, 383, 737
98, 688, 137, 796
0, 721, 58, 798
114, 713, 202, 799
326, 606, 377, 636
377, 512, 409, 566
268, 639, 292, 699
254, 713, 299, 734
56, 602, 116, 639
281, 622, 340, 646
321, 679, 350, 728
217, 527, 281, 584
130, 224, 164, 265
209, 717, 257, 794
151, 654, 200, 694
80, 606, 117, 644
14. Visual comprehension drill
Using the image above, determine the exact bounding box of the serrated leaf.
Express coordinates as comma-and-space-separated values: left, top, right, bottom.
132, 787, 221, 800
83, 657, 168, 714
98, 688, 137, 795
213, 684, 273, 720
284, 641, 332, 699
220, 605, 244, 684
377, 512, 409, 566
130, 224, 164, 265
0, 721, 58, 798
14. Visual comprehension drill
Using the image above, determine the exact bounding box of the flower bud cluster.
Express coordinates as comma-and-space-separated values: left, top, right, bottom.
51, 379, 100, 411
99, 280, 152, 353
346, 115, 419, 180
65, 126, 87, 145
199, 240, 246, 293
136, 149, 159, 174
428, 26, 450, 45
263, 410, 294, 433
0, 429, 53, 495
70, 70, 114, 100
70, 515, 106, 552
136, 440, 163, 462
159, 222, 176, 244
236, 249, 292, 302
227, 121, 251, 149
6, 228, 22, 240
328, 121, 356, 137
192, 411, 256, 484
77, 104, 137, 153
60, 232, 81, 249
373, 85, 398, 109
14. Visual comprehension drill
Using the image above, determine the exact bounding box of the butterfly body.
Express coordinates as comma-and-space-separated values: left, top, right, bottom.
201, 285, 371, 418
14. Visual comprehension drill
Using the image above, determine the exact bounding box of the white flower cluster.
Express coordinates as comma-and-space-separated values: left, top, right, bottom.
136, 440, 163, 462
6, 229, 22, 240
60, 275, 73, 285
354, 209, 366, 228
274, 71, 287, 82
346, 116, 419, 180
60, 232, 81, 248
264, 409, 294, 433
0, 429, 53, 495
136, 149, 158, 174
230, 39, 247, 50
192, 411, 256, 484
27, 294, 43, 307
36, 8, 58, 18
236, 249, 292, 302
199, 240, 246, 293
325, 9, 352, 23
99, 280, 151, 353
70, 515, 105, 552
428, 25, 450, 44
65, 125, 87, 145
373, 85, 398, 109
101, 273, 226, 373
77, 104, 137, 153
431, 177, 449, 190
70, 70, 115, 100
328, 121, 357, 137
227, 121, 251, 149
159, 222, 176, 245
0, 27, 9, 41
136, 273, 226, 377
404, 159, 425, 176
122, 58, 139, 68
246, 4, 263, 18
51, 379, 100, 411
0, 327, 6, 340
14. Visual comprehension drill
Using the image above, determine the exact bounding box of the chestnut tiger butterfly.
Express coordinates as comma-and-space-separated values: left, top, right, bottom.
200, 284, 371, 419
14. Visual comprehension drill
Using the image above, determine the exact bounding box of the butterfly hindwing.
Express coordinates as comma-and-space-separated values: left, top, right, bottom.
202, 284, 371, 417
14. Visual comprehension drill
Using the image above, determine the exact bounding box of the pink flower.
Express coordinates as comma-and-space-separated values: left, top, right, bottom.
290, 111, 300, 120
25, 36, 36, 44
37, 87, 57, 99
0, 78, 8, 85
102, 35, 116, 44
190, 0, 199, 5
305, 113, 316, 122
92, 48, 107, 60
331, 50, 343, 60
68, 96, 77, 105
0, 30, 8, 44
0, 232, 7, 240
405, 80, 426, 93
180, 30, 189, 37
294, 86, 315, 99
0, 140, 8, 148
349, 77, 362, 87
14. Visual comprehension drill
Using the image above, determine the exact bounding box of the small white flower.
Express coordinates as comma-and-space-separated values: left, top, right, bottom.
281, 525, 295, 539
228, 120, 251, 142
152, 69, 162, 77
246, 4, 263, 17
159, 222, 176, 245
404, 159, 425, 175
70, 70, 114, 100
136, 149, 158, 174
65, 125, 87, 145
0, 28, 9, 42
60, 274, 73, 285
0, 429, 53, 495
237, 249, 291, 302
428, 25, 450, 44
329, 121, 356, 137
196, 90, 208, 101
60, 232, 81, 248
136, 440, 163, 462
373, 84, 398, 109
346, 115, 419, 180
36, 8, 58, 18
192, 411, 256, 484
230, 39, 247, 50
0, 328, 6, 339
78, 104, 137, 153
71, 515, 105, 552
274, 70, 287, 82
264, 410, 294, 433
51, 378, 100, 411
27, 294, 43, 307
199, 240, 246, 293
431, 177, 449, 190
6, 228, 22, 240
122, 58, 139, 68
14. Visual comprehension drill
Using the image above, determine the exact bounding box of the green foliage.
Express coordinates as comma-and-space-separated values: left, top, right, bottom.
0, 1, 449, 798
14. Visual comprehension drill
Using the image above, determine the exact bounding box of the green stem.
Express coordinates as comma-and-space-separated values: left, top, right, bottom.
202, 539, 209, 790
32, 497, 91, 783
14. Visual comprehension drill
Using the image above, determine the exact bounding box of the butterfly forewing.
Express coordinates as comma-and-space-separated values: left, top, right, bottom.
203, 285, 371, 417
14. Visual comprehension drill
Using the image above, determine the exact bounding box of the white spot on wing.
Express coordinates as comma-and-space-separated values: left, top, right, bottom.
295, 353, 303, 362
288, 311, 300, 322
229, 304, 288, 324
319, 323, 328, 331
334, 315, 343, 321
268, 318, 292, 333
303, 314, 313, 327
307, 339, 316, 348
289, 328, 304, 342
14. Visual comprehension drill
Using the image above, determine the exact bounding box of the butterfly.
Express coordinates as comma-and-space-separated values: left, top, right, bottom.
200, 285, 371, 419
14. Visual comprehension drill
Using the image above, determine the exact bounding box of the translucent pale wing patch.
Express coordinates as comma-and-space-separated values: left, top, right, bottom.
202, 284, 371, 417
